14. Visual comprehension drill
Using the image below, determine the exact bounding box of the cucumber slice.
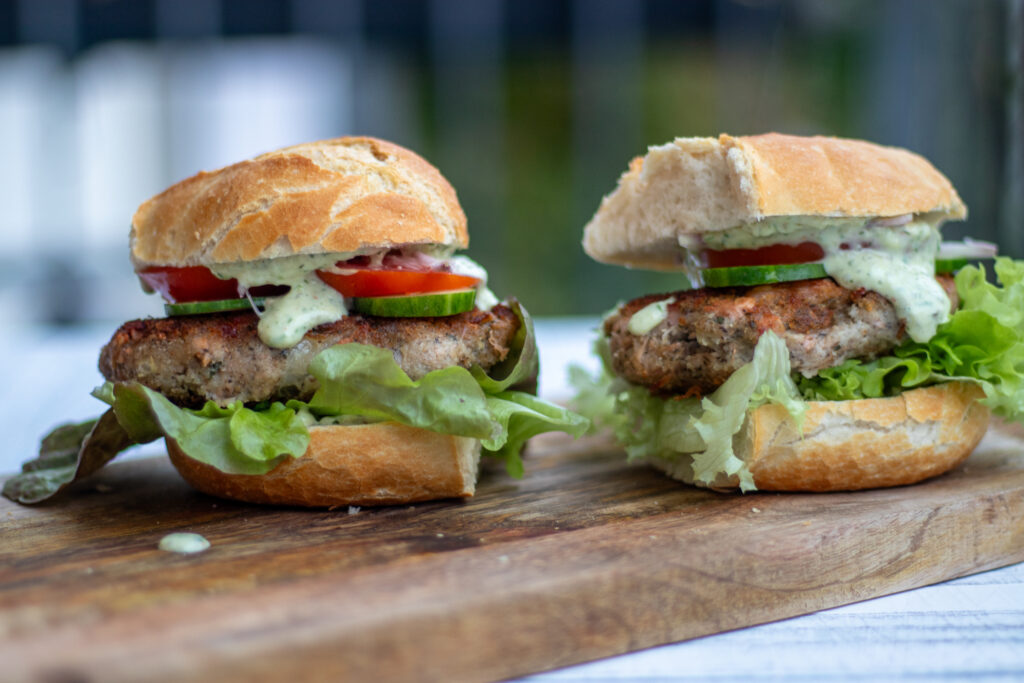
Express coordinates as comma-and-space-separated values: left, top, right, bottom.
935, 258, 969, 274
351, 289, 476, 317
165, 297, 264, 316
700, 257, 971, 289
700, 263, 827, 288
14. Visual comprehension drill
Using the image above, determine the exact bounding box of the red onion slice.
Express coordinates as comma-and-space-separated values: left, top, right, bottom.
872, 214, 914, 227
937, 238, 999, 260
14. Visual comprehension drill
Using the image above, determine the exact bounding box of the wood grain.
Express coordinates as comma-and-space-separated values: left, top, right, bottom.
2, 423, 1024, 683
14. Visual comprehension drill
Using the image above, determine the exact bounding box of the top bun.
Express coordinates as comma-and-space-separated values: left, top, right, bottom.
131, 137, 468, 269
583, 133, 967, 270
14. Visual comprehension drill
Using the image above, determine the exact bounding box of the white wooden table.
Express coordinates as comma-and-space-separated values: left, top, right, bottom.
2, 319, 1022, 681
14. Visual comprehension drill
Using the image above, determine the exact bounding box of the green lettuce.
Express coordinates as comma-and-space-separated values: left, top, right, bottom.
1, 412, 136, 504
797, 258, 1024, 419
573, 331, 803, 491
4, 301, 587, 504
299, 337, 586, 476
689, 331, 804, 489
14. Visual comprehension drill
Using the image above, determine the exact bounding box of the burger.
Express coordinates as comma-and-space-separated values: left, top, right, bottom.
575, 133, 1024, 492
4, 136, 586, 506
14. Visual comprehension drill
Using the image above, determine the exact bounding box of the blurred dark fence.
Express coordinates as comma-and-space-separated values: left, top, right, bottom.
0, 0, 1019, 324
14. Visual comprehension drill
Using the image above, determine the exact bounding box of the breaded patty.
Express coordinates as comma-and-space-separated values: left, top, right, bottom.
605, 276, 958, 396
100, 305, 519, 407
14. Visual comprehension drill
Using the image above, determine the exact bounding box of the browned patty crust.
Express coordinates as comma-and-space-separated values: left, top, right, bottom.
605, 276, 958, 396
100, 305, 519, 407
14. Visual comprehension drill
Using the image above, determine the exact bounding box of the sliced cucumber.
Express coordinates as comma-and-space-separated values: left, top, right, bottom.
166, 290, 478, 318
700, 257, 971, 289
165, 297, 265, 316
351, 289, 476, 317
935, 258, 969, 274
700, 263, 827, 288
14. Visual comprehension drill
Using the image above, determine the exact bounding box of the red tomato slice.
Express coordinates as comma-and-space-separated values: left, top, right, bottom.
140, 265, 481, 303
317, 269, 481, 298
138, 266, 286, 303
704, 242, 825, 268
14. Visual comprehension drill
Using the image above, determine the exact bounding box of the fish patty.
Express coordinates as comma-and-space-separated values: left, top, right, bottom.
604, 276, 958, 396
99, 305, 520, 407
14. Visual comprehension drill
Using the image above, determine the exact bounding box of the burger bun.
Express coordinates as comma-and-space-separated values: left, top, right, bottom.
649, 382, 990, 492
167, 422, 482, 507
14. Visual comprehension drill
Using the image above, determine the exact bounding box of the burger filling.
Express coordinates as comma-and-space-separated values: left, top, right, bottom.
682, 215, 953, 342
604, 275, 959, 397
139, 247, 499, 349
574, 217, 1023, 491
603, 215, 986, 397
100, 305, 520, 408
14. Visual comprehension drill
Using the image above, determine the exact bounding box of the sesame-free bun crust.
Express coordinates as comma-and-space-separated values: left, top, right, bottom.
166, 422, 481, 507
131, 137, 467, 269
583, 133, 967, 270
649, 382, 990, 492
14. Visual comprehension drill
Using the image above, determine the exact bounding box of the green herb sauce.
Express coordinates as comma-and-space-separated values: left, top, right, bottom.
158, 532, 210, 554
213, 253, 349, 349
628, 297, 675, 335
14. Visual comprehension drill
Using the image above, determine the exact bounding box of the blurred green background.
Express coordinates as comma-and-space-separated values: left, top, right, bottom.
0, 0, 1019, 324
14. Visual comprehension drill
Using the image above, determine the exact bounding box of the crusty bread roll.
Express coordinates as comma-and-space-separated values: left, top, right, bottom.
583, 133, 967, 270
648, 382, 990, 492
167, 422, 482, 507
131, 136, 467, 269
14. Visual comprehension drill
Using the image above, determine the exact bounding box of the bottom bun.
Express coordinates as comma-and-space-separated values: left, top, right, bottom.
167, 422, 481, 507
650, 381, 990, 492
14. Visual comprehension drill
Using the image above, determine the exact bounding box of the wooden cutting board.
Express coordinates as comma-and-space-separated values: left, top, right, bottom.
3, 422, 1024, 683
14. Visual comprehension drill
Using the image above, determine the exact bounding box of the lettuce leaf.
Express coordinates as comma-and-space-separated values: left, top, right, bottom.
301, 340, 587, 474
90, 383, 310, 476
2, 412, 137, 504
305, 344, 499, 440
572, 331, 803, 491
471, 298, 541, 394
796, 258, 1024, 419
484, 392, 588, 477
567, 363, 626, 435
688, 331, 804, 489
4, 301, 587, 504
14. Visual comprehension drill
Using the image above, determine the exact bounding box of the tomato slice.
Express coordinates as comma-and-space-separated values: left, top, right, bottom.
138, 266, 286, 303
704, 242, 825, 268
140, 264, 481, 303
317, 269, 481, 298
